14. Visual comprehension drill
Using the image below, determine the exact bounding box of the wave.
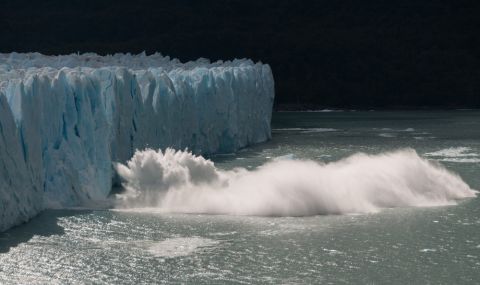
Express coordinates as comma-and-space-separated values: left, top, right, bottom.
378, 133, 396, 138
272, 128, 337, 133
114, 148, 476, 216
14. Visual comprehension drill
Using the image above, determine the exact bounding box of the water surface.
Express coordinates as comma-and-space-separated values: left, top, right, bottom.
1, 111, 479, 284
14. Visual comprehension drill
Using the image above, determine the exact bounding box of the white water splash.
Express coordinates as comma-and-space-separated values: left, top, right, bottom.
114, 148, 476, 216
425, 147, 479, 158
424, 147, 480, 163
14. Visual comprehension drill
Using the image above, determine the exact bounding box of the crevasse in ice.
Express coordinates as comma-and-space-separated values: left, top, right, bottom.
0, 53, 275, 231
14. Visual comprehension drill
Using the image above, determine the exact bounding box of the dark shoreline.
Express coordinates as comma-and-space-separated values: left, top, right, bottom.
274, 103, 480, 112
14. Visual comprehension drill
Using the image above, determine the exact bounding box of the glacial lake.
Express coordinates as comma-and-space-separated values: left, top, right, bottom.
1, 110, 479, 284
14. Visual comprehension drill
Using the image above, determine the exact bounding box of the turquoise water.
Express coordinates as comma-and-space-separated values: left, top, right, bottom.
1, 111, 479, 284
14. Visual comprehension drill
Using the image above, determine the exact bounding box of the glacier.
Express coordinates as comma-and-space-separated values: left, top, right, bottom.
0, 52, 275, 232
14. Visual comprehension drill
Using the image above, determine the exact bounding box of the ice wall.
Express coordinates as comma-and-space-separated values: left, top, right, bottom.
0, 53, 275, 231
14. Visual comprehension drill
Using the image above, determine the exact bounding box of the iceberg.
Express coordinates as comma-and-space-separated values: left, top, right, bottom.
0, 53, 275, 231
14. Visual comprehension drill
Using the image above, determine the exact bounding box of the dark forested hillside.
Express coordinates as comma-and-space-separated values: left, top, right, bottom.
1, 0, 479, 109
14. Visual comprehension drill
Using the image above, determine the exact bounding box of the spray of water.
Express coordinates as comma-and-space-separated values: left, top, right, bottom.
114, 148, 476, 216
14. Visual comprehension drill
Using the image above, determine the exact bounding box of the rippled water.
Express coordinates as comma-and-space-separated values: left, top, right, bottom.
1, 111, 479, 284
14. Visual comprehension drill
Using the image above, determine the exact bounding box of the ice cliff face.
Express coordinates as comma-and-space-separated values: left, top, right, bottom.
0, 53, 275, 231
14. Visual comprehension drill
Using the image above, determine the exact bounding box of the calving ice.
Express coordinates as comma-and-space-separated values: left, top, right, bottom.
0, 53, 477, 234
0, 53, 275, 232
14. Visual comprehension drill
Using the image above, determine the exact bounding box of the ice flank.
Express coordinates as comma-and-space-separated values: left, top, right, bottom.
0, 53, 274, 231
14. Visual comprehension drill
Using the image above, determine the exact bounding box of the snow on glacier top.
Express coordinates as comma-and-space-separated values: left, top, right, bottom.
0, 52, 259, 71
